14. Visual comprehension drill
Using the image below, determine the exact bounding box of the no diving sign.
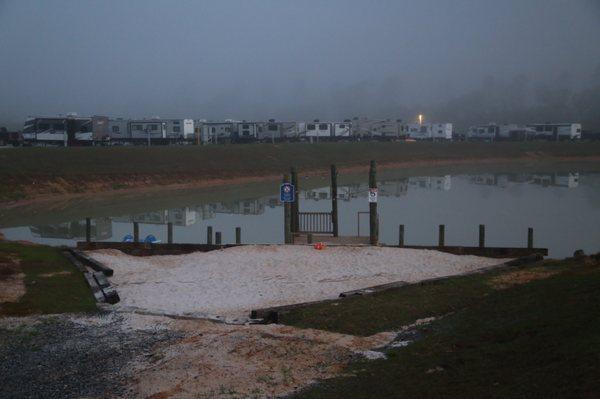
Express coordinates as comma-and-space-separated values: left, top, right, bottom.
368, 188, 378, 203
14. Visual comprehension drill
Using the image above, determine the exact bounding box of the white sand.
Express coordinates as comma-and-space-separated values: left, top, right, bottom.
87, 245, 508, 319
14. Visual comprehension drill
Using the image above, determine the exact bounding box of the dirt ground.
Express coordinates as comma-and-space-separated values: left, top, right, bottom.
488, 268, 560, 289
124, 315, 396, 399
1, 312, 399, 399
0, 254, 24, 303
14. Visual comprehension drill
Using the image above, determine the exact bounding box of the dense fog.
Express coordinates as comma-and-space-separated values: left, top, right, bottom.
1, 0, 599, 131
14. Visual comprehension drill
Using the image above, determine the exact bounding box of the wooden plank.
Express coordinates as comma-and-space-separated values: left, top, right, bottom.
339, 281, 409, 297
250, 253, 545, 323
395, 245, 547, 258
70, 249, 114, 276
76, 241, 237, 256
62, 251, 105, 302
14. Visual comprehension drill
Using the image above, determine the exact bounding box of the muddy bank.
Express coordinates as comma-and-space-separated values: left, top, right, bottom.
2, 153, 600, 211
2, 141, 600, 206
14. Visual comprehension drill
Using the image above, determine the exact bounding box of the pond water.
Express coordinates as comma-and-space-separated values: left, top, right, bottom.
1, 170, 599, 258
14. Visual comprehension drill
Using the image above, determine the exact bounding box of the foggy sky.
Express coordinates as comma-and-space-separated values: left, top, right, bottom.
1, 0, 599, 130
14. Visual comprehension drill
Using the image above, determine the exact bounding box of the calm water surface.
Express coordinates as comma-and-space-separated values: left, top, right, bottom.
1, 171, 599, 258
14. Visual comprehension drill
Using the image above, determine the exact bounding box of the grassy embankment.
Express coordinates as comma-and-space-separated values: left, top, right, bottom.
0, 242, 96, 316
1, 141, 599, 203
282, 255, 600, 398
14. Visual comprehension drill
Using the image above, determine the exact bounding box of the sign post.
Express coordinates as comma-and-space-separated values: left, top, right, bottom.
281, 178, 295, 244
369, 160, 378, 245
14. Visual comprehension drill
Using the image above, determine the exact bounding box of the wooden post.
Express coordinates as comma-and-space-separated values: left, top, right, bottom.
369, 160, 378, 245
236, 227, 241, 244
85, 218, 91, 243
133, 222, 139, 243
307, 233, 313, 244
167, 222, 173, 244
207, 226, 213, 245
398, 224, 404, 247
527, 227, 533, 249
283, 174, 292, 244
438, 224, 445, 247
479, 224, 485, 248
291, 167, 299, 233
331, 164, 339, 237
215, 232, 222, 245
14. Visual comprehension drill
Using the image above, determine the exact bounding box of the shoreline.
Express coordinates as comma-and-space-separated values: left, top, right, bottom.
2, 154, 600, 210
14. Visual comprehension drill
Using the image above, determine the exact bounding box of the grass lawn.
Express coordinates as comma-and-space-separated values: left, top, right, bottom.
0, 242, 96, 315
284, 256, 600, 398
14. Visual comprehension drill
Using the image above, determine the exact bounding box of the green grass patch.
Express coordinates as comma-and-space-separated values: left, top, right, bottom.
0, 242, 96, 316
287, 259, 600, 398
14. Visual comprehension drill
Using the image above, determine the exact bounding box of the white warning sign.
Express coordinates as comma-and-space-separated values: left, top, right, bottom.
368, 188, 378, 203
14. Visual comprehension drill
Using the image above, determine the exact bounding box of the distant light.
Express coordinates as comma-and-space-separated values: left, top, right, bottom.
418, 114, 424, 124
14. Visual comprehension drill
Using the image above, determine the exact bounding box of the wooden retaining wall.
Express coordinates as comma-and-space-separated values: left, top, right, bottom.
250, 253, 545, 323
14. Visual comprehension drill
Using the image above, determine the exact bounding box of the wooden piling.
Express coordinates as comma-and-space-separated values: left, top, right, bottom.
438, 224, 445, 247
479, 224, 485, 248
283, 174, 292, 244
236, 227, 241, 244
331, 164, 339, 237
207, 226, 213, 245
215, 232, 222, 245
291, 167, 299, 233
85, 218, 91, 243
167, 222, 173, 244
398, 224, 404, 247
133, 222, 139, 243
527, 227, 533, 249
369, 160, 378, 245
307, 233, 313, 244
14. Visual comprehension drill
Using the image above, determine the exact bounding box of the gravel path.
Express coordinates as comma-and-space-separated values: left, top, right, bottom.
0, 313, 182, 399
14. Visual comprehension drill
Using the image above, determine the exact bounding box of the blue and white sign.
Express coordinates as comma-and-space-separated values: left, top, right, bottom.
280, 183, 296, 202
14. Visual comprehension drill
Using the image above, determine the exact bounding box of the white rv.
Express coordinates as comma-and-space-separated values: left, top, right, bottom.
404, 123, 453, 140
526, 123, 582, 140
22, 116, 93, 145
306, 122, 332, 137
333, 122, 352, 137
236, 122, 259, 140
201, 122, 233, 144
468, 124, 537, 140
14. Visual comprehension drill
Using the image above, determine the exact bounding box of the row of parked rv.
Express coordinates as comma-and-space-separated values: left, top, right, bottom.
468, 123, 582, 140
17, 115, 582, 146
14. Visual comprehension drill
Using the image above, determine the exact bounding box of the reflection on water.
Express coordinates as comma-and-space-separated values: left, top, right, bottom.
2, 172, 598, 258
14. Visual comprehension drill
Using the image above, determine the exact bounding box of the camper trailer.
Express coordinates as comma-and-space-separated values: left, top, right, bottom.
22, 116, 93, 145
366, 119, 403, 139
257, 121, 297, 141
107, 118, 130, 141
235, 122, 259, 141
468, 124, 536, 141
526, 123, 582, 140
404, 123, 453, 140
305, 122, 332, 138
201, 122, 233, 144
333, 122, 352, 138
